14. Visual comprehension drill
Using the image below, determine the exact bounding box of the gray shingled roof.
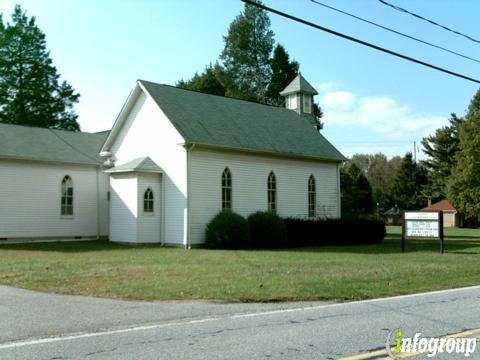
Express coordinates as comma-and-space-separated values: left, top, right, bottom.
0, 123, 108, 165
279, 74, 318, 96
105, 157, 163, 173
139, 80, 344, 162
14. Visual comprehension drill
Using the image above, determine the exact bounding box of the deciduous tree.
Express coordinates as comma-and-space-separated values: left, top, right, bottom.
349, 153, 401, 209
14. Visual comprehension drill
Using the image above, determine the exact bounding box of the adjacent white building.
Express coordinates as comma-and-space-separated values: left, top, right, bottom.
0, 74, 345, 246
0, 126, 109, 241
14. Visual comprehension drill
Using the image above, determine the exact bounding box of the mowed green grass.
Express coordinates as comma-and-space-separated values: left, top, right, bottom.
0, 226, 479, 301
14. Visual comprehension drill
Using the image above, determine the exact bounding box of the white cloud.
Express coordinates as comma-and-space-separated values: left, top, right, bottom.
321, 91, 356, 111
313, 81, 338, 93
320, 90, 448, 141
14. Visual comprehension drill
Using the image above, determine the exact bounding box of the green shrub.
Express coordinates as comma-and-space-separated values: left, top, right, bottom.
284, 216, 386, 247
247, 211, 287, 249
205, 210, 250, 249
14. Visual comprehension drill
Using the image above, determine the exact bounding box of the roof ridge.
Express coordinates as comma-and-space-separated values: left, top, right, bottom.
0, 122, 106, 136
133, 79, 345, 162
138, 79, 290, 111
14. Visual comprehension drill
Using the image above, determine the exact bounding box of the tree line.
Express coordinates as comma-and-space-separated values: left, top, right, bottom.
342, 88, 480, 225
176, 1, 324, 129
0, 1, 321, 132
3, 1, 480, 226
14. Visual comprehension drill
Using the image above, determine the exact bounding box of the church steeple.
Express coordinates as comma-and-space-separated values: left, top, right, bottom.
280, 73, 318, 121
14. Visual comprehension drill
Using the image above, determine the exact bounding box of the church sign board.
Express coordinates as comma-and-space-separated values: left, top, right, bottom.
402, 211, 444, 253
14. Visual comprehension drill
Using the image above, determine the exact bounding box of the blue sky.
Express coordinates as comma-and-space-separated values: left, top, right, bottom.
1, 0, 479, 158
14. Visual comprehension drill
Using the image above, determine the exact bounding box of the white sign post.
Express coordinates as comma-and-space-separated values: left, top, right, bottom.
402, 211, 444, 253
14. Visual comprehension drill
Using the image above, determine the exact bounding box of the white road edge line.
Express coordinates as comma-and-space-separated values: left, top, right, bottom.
1, 284, 480, 350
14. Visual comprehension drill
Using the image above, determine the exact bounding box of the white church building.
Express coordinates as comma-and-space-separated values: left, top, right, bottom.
0, 74, 345, 247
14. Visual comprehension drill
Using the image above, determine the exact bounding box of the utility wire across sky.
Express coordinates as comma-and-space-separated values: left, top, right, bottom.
378, 0, 480, 44
240, 0, 480, 84
310, 0, 480, 64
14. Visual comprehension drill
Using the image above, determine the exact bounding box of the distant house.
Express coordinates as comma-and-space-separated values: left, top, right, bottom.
0, 74, 345, 246
421, 199, 459, 228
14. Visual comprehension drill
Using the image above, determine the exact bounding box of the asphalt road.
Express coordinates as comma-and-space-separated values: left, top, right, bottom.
1, 285, 480, 359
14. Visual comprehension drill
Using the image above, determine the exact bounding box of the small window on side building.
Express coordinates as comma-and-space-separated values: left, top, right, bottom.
61, 175, 73, 216
144, 188, 154, 213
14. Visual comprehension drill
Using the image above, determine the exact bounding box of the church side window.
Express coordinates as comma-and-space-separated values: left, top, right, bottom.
144, 188, 154, 213
222, 168, 232, 210
303, 95, 312, 114
268, 171, 277, 212
287, 95, 297, 109
308, 175, 316, 218
61, 175, 73, 216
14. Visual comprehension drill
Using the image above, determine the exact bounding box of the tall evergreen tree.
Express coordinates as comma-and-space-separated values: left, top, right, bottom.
0, 5, 80, 131
313, 103, 324, 130
389, 153, 428, 209
220, 0, 274, 103
421, 114, 463, 201
266, 44, 298, 106
447, 89, 480, 220
340, 163, 374, 215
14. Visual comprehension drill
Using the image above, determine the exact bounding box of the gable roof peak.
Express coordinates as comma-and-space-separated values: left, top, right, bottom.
105, 156, 164, 173
138, 79, 282, 110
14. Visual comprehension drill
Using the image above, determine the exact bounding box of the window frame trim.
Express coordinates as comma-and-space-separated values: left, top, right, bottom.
308, 174, 316, 218
267, 171, 277, 213
60, 175, 74, 217
221, 167, 232, 211
143, 187, 155, 214
303, 94, 312, 114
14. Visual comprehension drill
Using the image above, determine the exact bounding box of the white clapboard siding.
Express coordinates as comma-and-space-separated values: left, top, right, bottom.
0, 160, 109, 239
109, 173, 138, 243
109, 91, 187, 246
188, 148, 340, 245
137, 173, 162, 243
98, 171, 110, 236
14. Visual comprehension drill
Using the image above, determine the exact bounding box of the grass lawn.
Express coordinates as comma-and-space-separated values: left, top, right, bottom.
0, 226, 480, 302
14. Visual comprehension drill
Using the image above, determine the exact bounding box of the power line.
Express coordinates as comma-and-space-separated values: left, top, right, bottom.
378, 0, 480, 44
240, 0, 480, 84
310, 0, 480, 64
